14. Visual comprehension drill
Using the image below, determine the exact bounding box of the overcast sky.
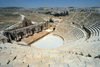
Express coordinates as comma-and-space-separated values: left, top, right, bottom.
0, 0, 100, 8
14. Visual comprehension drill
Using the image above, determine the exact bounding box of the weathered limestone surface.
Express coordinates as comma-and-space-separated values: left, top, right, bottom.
3, 20, 51, 44
0, 41, 100, 67
0, 13, 100, 67
21, 17, 32, 27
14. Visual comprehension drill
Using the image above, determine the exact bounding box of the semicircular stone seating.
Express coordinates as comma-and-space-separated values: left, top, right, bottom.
76, 13, 100, 43
54, 22, 85, 44
86, 22, 100, 42
1, 13, 100, 67
62, 13, 100, 44
65, 27, 85, 43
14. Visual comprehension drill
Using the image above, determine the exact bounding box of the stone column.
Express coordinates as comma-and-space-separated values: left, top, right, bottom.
28, 29, 33, 36
30, 30, 33, 35
38, 25, 41, 32
41, 25, 43, 32
42, 24, 45, 30
16, 36, 19, 41
25, 29, 29, 37
22, 29, 26, 38
43, 23, 46, 30
48, 22, 50, 28
8, 33, 12, 42
34, 27, 36, 33
46, 22, 48, 29
15, 37, 17, 41
45, 23, 47, 28
13, 31, 17, 41
11, 31, 21, 41
27, 29, 30, 36
35, 26, 39, 33
20, 29, 24, 39
32, 28, 35, 34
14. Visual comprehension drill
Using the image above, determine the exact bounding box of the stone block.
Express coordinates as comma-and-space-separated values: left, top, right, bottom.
23, 56, 41, 64
50, 63, 69, 67
0, 64, 13, 67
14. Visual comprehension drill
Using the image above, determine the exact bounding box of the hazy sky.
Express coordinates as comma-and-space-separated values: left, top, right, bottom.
0, 0, 100, 8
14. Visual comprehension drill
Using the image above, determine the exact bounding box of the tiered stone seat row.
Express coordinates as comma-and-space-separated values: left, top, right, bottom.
71, 13, 89, 23
83, 13, 100, 27
55, 23, 74, 35
65, 27, 84, 42
0, 42, 100, 67
65, 13, 76, 22
86, 22, 100, 42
